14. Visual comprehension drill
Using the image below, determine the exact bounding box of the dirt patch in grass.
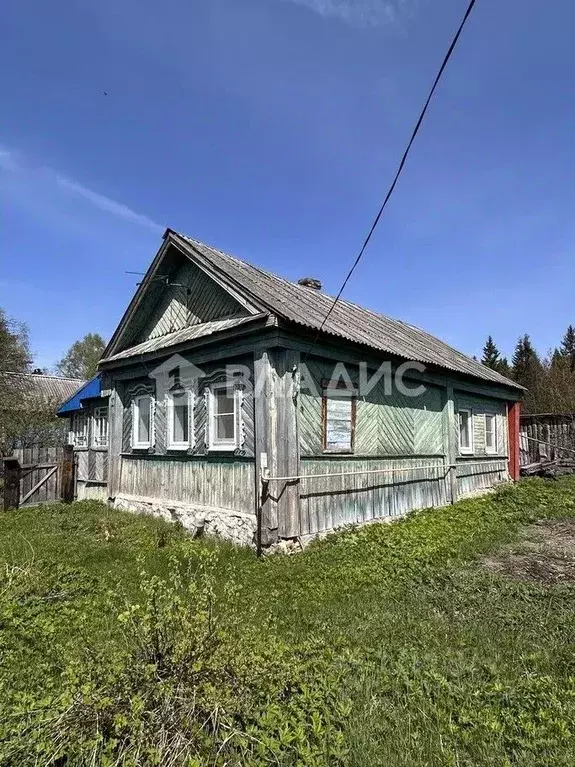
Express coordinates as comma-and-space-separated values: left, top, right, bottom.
482, 518, 575, 585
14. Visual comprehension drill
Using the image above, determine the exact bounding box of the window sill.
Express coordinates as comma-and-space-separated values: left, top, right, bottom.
207, 444, 238, 452
167, 445, 192, 452
458, 453, 508, 460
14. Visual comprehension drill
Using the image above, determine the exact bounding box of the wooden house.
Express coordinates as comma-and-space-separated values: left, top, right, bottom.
96, 229, 523, 547
57, 375, 109, 501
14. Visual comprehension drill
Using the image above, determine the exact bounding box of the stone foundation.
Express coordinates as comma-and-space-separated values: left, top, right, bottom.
112, 493, 257, 547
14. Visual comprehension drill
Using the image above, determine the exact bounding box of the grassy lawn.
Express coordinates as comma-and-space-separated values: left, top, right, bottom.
1, 478, 575, 765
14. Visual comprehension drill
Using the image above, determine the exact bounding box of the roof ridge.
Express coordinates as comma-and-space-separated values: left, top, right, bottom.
179, 232, 416, 326
3, 370, 86, 381
170, 230, 522, 391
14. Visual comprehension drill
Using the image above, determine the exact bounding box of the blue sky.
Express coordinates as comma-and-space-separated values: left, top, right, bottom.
1, 0, 573, 370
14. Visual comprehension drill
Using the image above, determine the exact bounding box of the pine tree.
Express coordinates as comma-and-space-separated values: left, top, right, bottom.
481, 336, 500, 369
497, 357, 511, 378
481, 336, 510, 377
560, 325, 575, 371
511, 334, 545, 413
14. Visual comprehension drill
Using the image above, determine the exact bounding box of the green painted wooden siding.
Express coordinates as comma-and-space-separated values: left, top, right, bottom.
453, 393, 509, 497
455, 393, 508, 457
140, 260, 246, 342
299, 456, 449, 536
299, 358, 443, 457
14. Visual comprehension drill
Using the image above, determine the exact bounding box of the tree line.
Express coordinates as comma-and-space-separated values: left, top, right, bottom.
0, 307, 106, 453
481, 326, 575, 414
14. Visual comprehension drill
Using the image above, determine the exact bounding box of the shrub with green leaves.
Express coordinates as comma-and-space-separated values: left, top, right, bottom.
0, 548, 350, 766
2, 479, 575, 766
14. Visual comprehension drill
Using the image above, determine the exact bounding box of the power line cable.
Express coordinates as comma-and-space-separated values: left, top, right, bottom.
303, 0, 477, 361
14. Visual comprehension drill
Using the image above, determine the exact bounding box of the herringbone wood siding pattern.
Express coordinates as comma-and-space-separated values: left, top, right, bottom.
143, 262, 245, 341
299, 359, 444, 457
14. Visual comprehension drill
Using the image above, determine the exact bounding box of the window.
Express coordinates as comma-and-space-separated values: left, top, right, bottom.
133, 394, 153, 449
207, 383, 240, 450
70, 411, 88, 447
323, 390, 355, 453
485, 413, 497, 453
167, 389, 193, 450
458, 408, 473, 454
92, 406, 109, 447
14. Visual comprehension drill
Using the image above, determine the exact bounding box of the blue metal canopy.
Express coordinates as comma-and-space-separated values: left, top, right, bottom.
57, 375, 104, 415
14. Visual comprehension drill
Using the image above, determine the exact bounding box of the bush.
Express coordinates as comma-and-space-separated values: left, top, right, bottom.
0, 548, 351, 766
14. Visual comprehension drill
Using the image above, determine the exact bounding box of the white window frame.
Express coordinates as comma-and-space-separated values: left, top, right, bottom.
484, 412, 497, 454
207, 382, 241, 451
132, 394, 154, 450
92, 405, 109, 448
70, 411, 88, 448
167, 389, 194, 451
458, 408, 474, 454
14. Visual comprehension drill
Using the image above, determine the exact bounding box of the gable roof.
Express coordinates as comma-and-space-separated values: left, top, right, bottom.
170, 232, 522, 391
1, 372, 86, 409
102, 229, 522, 392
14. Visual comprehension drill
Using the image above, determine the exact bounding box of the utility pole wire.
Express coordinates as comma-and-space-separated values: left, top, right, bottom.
303, 0, 477, 361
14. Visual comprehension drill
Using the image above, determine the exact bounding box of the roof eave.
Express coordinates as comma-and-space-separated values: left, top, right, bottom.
276, 317, 525, 395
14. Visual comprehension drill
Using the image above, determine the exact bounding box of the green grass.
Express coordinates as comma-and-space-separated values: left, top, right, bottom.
1, 479, 575, 765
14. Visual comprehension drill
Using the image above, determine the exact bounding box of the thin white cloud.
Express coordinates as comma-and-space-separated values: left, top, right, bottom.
56, 176, 162, 233
0, 144, 163, 234
0, 147, 19, 172
279, 0, 415, 27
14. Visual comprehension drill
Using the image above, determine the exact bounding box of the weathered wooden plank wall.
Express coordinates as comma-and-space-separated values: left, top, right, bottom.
299, 457, 449, 536
76, 449, 108, 483
74, 446, 108, 501
520, 414, 575, 464
455, 458, 508, 497
119, 456, 255, 514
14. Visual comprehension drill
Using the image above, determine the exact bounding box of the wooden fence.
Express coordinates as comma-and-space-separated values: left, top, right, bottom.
3, 445, 74, 510
520, 413, 575, 465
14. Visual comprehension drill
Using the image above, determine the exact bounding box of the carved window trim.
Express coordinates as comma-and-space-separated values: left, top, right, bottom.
131, 393, 155, 450
458, 408, 473, 454
206, 381, 243, 452
166, 388, 194, 451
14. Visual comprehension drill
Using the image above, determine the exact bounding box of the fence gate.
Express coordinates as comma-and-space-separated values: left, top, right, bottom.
3, 445, 75, 510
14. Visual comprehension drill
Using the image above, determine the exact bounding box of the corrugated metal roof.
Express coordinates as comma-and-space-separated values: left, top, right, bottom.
1, 372, 86, 407
102, 314, 268, 363
172, 232, 523, 391
57, 375, 104, 415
